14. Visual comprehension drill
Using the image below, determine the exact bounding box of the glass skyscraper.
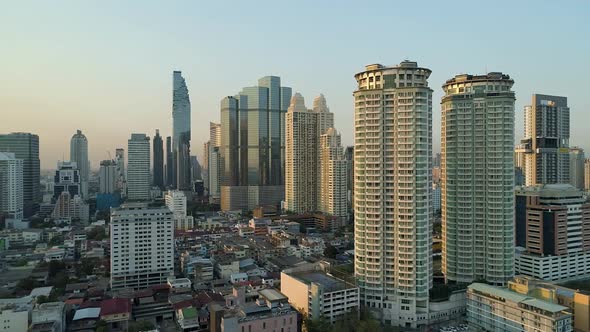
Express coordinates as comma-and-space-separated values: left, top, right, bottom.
220, 76, 291, 211
172, 71, 191, 191
153, 129, 164, 189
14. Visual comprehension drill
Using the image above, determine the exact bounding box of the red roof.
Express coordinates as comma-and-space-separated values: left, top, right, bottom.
100, 298, 131, 316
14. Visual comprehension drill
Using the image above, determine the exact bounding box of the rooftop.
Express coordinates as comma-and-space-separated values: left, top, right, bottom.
100, 298, 131, 316
289, 271, 356, 292
469, 283, 570, 314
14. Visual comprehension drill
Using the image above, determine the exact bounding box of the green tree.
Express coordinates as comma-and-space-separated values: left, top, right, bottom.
324, 244, 338, 259
48, 235, 64, 246
303, 314, 331, 332
126, 320, 155, 332
48, 261, 66, 278
87, 227, 106, 241
96, 320, 108, 332
16, 277, 37, 291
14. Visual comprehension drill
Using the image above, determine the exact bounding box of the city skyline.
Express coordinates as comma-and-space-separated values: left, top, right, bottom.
2, 1, 589, 169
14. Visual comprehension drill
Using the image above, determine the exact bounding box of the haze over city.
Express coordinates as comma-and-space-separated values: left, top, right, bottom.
2, 0, 589, 169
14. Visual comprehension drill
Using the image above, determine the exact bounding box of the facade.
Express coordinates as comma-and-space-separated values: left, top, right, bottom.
353, 61, 433, 328
98, 160, 117, 194
586, 159, 590, 192
0, 133, 41, 217
220, 76, 292, 211
127, 134, 150, 201
281, 264, 359, 324
190, 155, 201, 183
467, 283, 572, 332
0, 308, 28, 332
52, 191, 89, 222
110, 204, 174, 289
569, 147, 585, 190
514, 184, 590, 281
519, 94, 570, 185
208, 122, 221, 204
31, 302, 66, 332
441, 72, 515, 285
0, 152, 24, 220
70, 130, 89, 198
164, 190, 195, 230
172, 71, 192, 190
153, 129, 164, 189
344, 146, 354, 212
115, 148, 126, 196
53, 161, 80, 201
432, 183, 441, 213
319, 128, 347, 217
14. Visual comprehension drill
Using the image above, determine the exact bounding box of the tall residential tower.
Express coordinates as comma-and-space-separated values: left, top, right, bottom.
353, 61, 433, 328
441, 73, 515, 285
127, 134, 150, 201
70, 130, 89, 198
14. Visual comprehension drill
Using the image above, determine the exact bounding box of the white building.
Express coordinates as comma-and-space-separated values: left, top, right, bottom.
353, 61, 433, 328
0, 308, 28, 332
165, 190, 194, 230
98, 160, 117, 194
70, 130, 89, 198
467, 283, 572, 332
281, 264, 359, 324
442, 72, 515, 285
110, 204, 174, 289
0, 152, 24, 220
319, 128, 347, 218
127, 134, 150, 201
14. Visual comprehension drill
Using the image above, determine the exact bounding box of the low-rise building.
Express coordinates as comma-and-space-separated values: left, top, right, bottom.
100, 298, 131, 331
31, 302, 66, 332
0, 307, 28, 332
467, 283, 572, 332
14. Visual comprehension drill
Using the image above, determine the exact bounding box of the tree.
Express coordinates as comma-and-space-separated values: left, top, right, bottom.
48, 261, 66, 278
48, 235, 63, 246
324, 244, 338, 259
127, 320, 155, 332
303, 314, 331, 332
96, 320, 108, 332
87, 227, 106, 241
16, 277, 37, 291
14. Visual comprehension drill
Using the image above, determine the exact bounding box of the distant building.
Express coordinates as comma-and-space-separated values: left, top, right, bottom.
110, 204, 174, 289
127, 134, 150, 201
586, 158, 590, 192
70, 130, 89, 198
31, 302, 66, 332
281, 263, 359, 324
165, 190, 194, 230
53, 161, 81, 201
467, 283, 572, 332
153, 129, 164, 189
207, 122, 221, 204
0, 152, 23, 221
172, 71, 192, 191
98, 160, 117, 194
319, 128, 347, 218
52, 191, 89, 222
115, 148, 126, 196
570, 147, 585, 190
432, 183, 441, 213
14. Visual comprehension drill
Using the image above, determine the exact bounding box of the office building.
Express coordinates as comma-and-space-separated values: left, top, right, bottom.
353, 61, 433, 328
281, 263, 359, 324
519, 94, 570, 185
467, 283, 572, 332
208, 122, 222, 204
0, 133, 41, 217
319, 128, 347, 217
0, 152, 23, 220
442, 72, 515, 285
127, 134, 150, 201
110, 203, 174, 289
569, 147, 585, 190
172, 71, 192, 190
190, 155, 201, 182
98, 160, 117, 194
52, 161, 80, 201
153, 129, 164, 189
115, 148, 126, 195
70, 130, 89, 198
166, 136, 173, 187
220, 76, 292, 211
514, 184, 590, 281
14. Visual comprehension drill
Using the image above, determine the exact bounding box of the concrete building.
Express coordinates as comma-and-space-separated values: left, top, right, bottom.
165, 136, 173, 187
570, 147, 585, 190
319, 128, 347, 218
467, 283, 572, 332
442, 72, 515, 285
31, 302, 66, 332
220, 76, 292, 211
0, 152, 23, 221
165, 190, 194, 230
172, 71, 192, 191
127, 133, 150, 201
207, 122, 222, 204
110, 204, 174, 289
0, 132, 41, 217
52, 161, 80, 201
52, 191, 89, 222
153, 129, 164, 189
98, 160, 117, 194
514, 184, 590, 281
344, 146, 354, 212
353, 61, 433, 328
519, 94, 570, 186
281, 263, 359, 324
586, 159, 590, 192
70, 130, 89, 199
115, 148, 126, 196
0, 307, 28, 332
432, 183, 441, 213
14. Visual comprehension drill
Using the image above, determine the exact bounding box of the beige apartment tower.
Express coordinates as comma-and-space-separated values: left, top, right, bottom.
353, 61, 433, 329
441, 72, 515, 285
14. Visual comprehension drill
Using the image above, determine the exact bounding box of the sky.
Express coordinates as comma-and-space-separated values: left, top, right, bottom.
1, 0, 589, 170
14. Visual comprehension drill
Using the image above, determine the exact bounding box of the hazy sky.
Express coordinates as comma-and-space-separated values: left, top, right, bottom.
1, 0, 589, 170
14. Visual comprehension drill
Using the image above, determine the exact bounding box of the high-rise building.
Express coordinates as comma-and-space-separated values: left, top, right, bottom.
442, 72, 515, 285
319, 128, 347, 218
353, 61, 433, 328
172, 71, 192, 190
344, 146, 354, 213
0, 152, 24, 220
127, 134, 150, 201
115, 148, 126, 196
70, 130, 89, 198
98, 160, 117, 194
53, 161, 81, 201
519, 94, 570, 185
110, 203, 174, 289
207, 122, 221, 204
190, 155, 201, 183
0, 133, 41, 217
514, 184, 590, 281
153, 129, 164, 189
165, 190, 194, 230
569, 147, 585, 190
220, 76, 292, 211
285, 93, 320, 213
165, 136, 173, 187
52, 191, 89, 222
514, 146, 527, 186
585, 158, 590, 192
